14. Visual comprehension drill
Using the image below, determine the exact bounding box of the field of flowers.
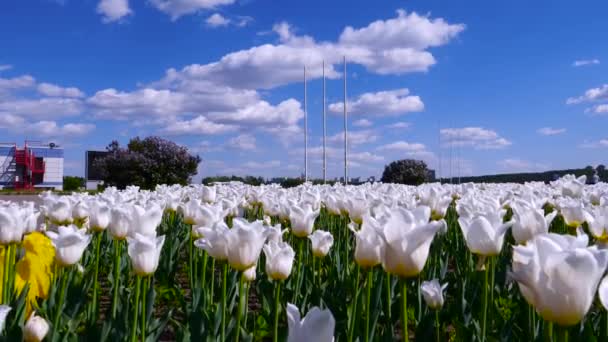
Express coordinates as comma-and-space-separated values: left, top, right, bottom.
1, 174, 607, 341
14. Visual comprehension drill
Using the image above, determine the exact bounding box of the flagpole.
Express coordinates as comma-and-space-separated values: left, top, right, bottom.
343, 56, 348, 185
304, 65, 308, 182
322, 61, 327, 184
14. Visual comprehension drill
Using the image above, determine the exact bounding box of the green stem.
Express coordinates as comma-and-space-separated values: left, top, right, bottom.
189, 229, 193, 291
2, 244, 10, 304
348, 265, 360, 342
52, 267, 69, 341
131, 276, 141, 342
489, 256, 495, 328
244, 282, 250, 327
435, 310, 440, 342
235, 273, 244, 342
112, 239, 122, 319
92, 232, 102, 323
365, 270, 372, 342
273, 282, 281, 342
210, 258, 216, 307
6, 244, 15, 302
201, 251, 208, 293
481, 259, 488, 342
417, 275, 422, 323
386, 273, 392, 322
221, 263, 227, 342
401, 278, 408, 342
141, 277, 147, 340
294, 239, 303, 305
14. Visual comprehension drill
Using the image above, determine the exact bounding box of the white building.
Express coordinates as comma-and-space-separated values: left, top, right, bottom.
0, 142, 64, 190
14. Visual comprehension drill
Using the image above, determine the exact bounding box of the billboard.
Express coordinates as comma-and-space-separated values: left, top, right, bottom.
85, 151, 109, 181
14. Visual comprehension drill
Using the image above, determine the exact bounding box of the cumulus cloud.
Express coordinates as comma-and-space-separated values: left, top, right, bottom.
150, 0, 236, 20
97, 0, 132, 23
386, 121, 411, 129
537, 127, 566, 136
329, 89, 423, 116
0, 113, 93, 137
497, 158, 549, 172
161, 115, 237, 135
227, 134, 256, 151
376, 140, 427, 152
326, 130, 378, 146
37, 82, 84, 98
0, 65, 12, 72
353, 119, 373, 127
567, 84, 608, 104
0, 75, 35, 91
156, 10, 464, 90
579, 139, 608, 148
0, 98, 83, 118
586, 104, 608, 115
440, 127, 512, 150
573, 59, 600, 67
206, 13, 230, 27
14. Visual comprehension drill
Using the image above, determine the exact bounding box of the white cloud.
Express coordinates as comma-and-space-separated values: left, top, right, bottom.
573, 59, 600, 67
206, 13, 230, 27
537, 127, 566, 136
27, 121, 95, 137
161, 115, 237, 135
208, 99, 303, 127
440, 127, 512, 150
150, 0, 236, 20
497, 158, 549, 172
87, 88, 186, 119
157, 10, 463, 90
243, 160, 281, 169
376, 140, 427, 152
586, 104, 608, 115
235, 16, 253, 27
227, 134, 256, 151
567, 84, 608, 104
0, 98, 83, 118
37, 82, 84, 98
0, 65, 12, 72
386, 121, 411, 129
0, 75, 35, 91
97, 0, 132, 23
350, 151, 384, 163
353, 119, 373, 127
329, 89, 423, 116
579, 139, 608, 148
326, 130, 378, 146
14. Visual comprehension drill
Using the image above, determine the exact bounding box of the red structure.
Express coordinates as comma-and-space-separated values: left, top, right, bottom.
12, 141, 45, 190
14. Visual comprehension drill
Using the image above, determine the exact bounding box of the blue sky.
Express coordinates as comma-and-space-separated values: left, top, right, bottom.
1, 0, 608, 181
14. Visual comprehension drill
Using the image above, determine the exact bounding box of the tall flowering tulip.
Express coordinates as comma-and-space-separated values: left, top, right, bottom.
24, 312, 49, 342
308, 230, 334, 258
289, 205, 320, 238
350, 216, 384, 269
46, 225, 91, 267
129, 203, 163, 237
0, 305, 10, 333
264, 240, 295, 342
421, 279, 447, 310
88, 200, 111, 232
109, 206, 131, 240
380, 206, 445, 342
457, 209, 513, 256
127, 233, 165, 276
286, 302, 335, 342
510, 231, 608, 327
511, 203, 557, 244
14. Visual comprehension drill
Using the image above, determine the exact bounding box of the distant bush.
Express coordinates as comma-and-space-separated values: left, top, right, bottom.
381, 159, 430, 185
63, 176, 84, 191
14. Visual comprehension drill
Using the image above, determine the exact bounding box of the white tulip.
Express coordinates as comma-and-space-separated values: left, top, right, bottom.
225, 219, 268, 271
243, 264, 257, 282
265, 223, 287, 243
0, 205, 26, 244
194, 222, 230, 260
510, 231, 608, 326
109, 206, 130, 240
350, 215, 384, 269
286, 302, 335, 342
263, 240, 295, 280
599, 276, 608, 311
511, 203, 557, 244
560, 202, 592, 228
308, 230, 334, 258
42, 197, 72, 225
23, 311, 49, 342
46, 225, 91, 266
289, 205, 320, 238
0, 305, 11, 333
127, 233, 165, 276
202, 186, 217, 203
421, 279, 448, 309
588, 206, 608, 241
72, 201, 89, 220
88, 200, 111, 232
381, 207, 446, 278
129, 203, 163, 237
458, 210, 513, 256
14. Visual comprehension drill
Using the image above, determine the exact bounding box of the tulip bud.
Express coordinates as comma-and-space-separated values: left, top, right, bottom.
24, 312, 49, 342
263, 241, 295, 281
243, 265, 257, 282
420, 279, 448, 310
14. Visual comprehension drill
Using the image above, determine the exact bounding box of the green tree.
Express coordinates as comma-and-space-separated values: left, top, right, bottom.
94, 136, 201, 190
63, 176, 84, 191
381, 159, 430, 185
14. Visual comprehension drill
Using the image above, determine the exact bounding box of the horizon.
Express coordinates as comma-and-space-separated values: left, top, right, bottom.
1, 0, 607, 182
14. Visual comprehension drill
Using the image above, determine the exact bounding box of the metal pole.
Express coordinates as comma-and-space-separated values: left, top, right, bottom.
343, 56, 348, 185
438, 121, 442, 184
304, 65, 308, 182
322, 61, 327, 184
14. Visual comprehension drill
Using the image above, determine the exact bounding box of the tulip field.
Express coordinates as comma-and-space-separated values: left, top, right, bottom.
2, 174, 608, 341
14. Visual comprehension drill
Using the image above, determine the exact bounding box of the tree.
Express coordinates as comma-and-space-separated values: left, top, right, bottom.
63, 176, 84, 191
381, 159, 430, 185
94, 136, 201, 190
